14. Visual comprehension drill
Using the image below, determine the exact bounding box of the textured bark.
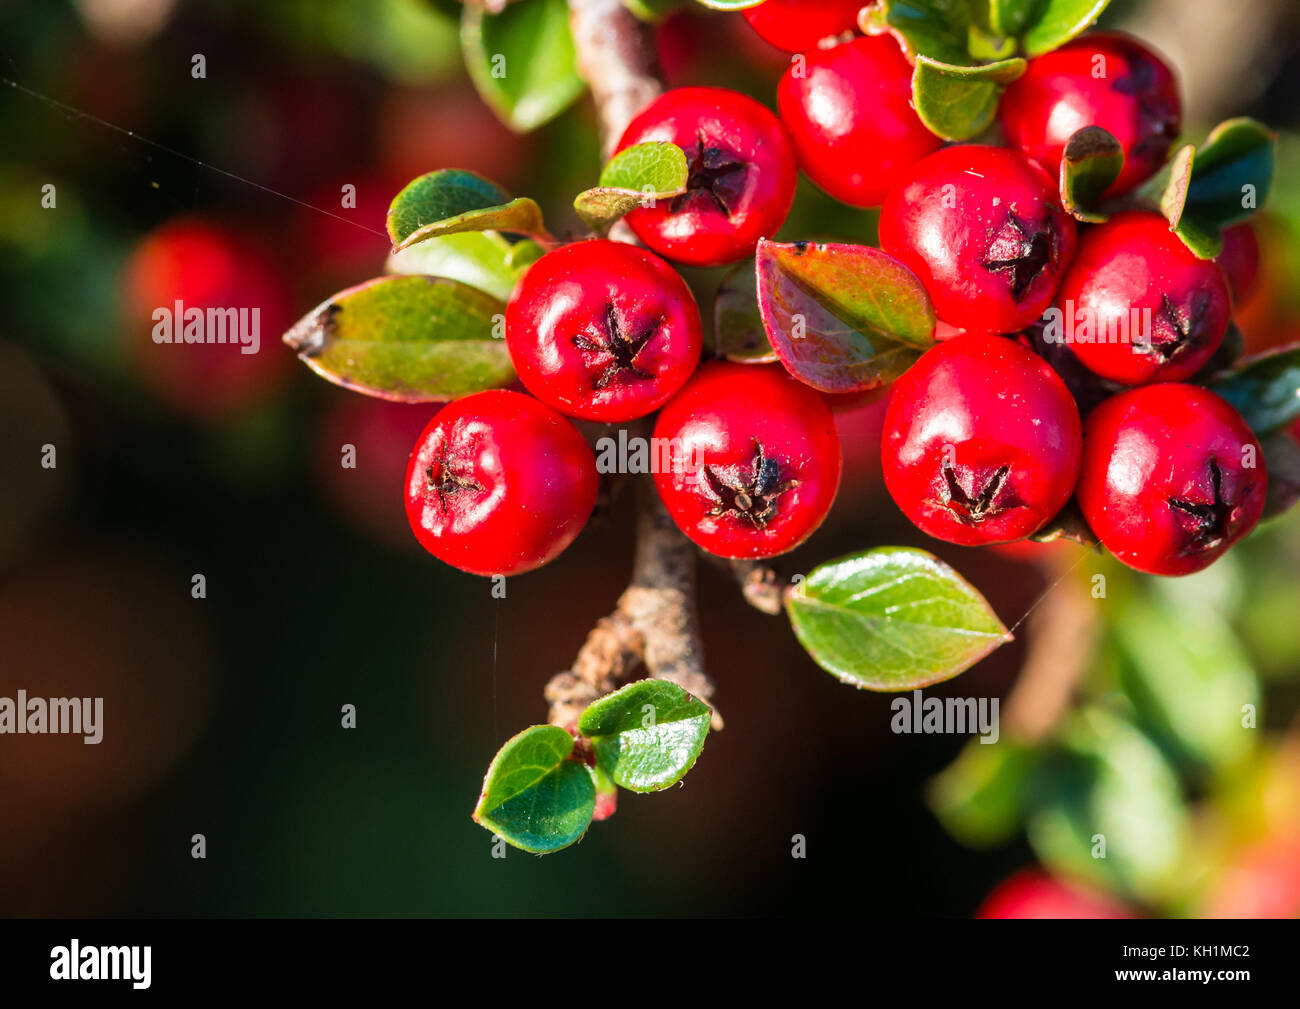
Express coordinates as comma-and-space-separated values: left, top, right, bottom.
544, 0, 719, 731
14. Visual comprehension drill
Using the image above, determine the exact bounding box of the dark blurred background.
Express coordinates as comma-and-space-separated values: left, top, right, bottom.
2, 0, 1299, 917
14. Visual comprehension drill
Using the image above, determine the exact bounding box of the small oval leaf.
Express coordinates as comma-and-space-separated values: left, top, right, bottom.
385, 230, 521, 302
1164, 119, 1276, 259
1208, 344, 1300, 438
861, 0, 972, 65
461, 0, 586, 132
387, 169, 547, 251
785, 547, 1011, 690
755, 239, 935, 393
577, 679, 711, 793
987, 0, 1039, 38
1021, 0, 1112, 58
473, 725, 596, 854
1060, 125, 1123, 222
574, 142, 689, 235
283, 275, 513, 402
713, 259, 776, 363
912, 55, 1026, 142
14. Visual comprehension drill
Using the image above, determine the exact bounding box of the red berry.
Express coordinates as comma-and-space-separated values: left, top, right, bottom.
615, 87, 797, 267
741, 0, 862, 54
881, 335, 1083, 546
505, 240, 703, 422
120, 217, 294, 419
404, 391, 598, 576
652, 363, 841, 558
1217, 222, 1262, 306
1000, 32, 1181, 198
976, 869, 1137, 919
879, 145, 1077, 336
1054, 211, 1231, 385
778, 35, 941, 208
1077, 384, 1266, 576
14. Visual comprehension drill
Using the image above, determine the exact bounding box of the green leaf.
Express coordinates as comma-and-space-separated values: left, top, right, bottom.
1208, 345, 1300, 438
1163, 120, 1277, 259
1110, 595, 1259, 773
912, 55, 1026, 142
987, 0, 1040, 37
1059, 125, 1123, 222
862, 0, 974, 65
282, 275, 513, 402
574, 142, 689, 235
385, 230, 522, 302
577, 680, 711, 793
473, 725, 596, 854
928, 738, 1040, 847
713, 259, 776, 363
387, 169, 547, 252
1028, 708, 1190, 903
461, 0, 586, 132
785, 547, 1011, 691
755, 239, 935, 393
1020, 0, 1110, 58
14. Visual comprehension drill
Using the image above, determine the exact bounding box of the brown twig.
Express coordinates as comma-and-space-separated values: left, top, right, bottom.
1001, 554, 1098, 742
542, 0, 719, 733
567, 0, 664, 159
702, 554, 789, 616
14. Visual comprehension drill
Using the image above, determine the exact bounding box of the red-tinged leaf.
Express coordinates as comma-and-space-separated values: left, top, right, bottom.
755, 239, 935, 394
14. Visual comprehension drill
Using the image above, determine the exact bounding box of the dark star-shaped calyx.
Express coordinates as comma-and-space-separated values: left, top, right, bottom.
426, 442, 482, 512
1168, 457, 1238, 553
937, 458, 1019, 524
701, 440, 798, 528
572, 305, 662, 390
671, 130, 748, 217
1135, 291, 1210, 362
982, 214, 1053, 300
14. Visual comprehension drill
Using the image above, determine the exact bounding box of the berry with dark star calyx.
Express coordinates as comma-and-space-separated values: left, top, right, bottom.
615, 87, 797, 267
404, 390, 599, 576
505, 239, 703, 422
1054, 211, 1231, 385
1076, 383, 1266, 576
878, 145, 1077, 336
881, 335, 1083, 546
741, 0, 863, 54
778, 34, 942, 208
1000, 31, 1181, 198
652, 363, 841, 559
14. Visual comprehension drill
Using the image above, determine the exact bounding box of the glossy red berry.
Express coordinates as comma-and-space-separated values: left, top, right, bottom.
1000, 31, 1181, 198
506, 240, 703, 422
741, 0, 862, 54
1055, 211, 1231, 385
777, 35, 942, 208
879, 146, 1078, 336
1077, 384, 1266, 576
652, 363, 841, 558
615, 87, 797, 267
881, 335, 1083, 546
404, 391, 598, 576
1217, 222, 1261, 306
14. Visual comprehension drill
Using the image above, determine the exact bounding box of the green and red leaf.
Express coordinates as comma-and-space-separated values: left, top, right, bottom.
755, 239, 935, 394
282, 275, 513, 402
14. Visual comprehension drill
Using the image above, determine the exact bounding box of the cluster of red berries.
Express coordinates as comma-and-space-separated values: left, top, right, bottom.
404, 12, 1269, 580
